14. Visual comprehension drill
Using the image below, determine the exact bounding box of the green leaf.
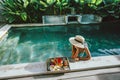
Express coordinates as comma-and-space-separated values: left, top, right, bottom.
20, 12, 27, 21
30, 0, 38, 3
9, 12, 16, 15
23, 0, 29, 8
62, 3, 67, 6
40, 1, 48, 7
39, 8, 46, 11
79, 0, 84, 4
86, 0, 93, 3
56, 1, 61, 6
96, 0, 103, 5
7, 16, 16, 23
46, 0, 56, 5
114, 0, 120, 3
91, 0, 96, 3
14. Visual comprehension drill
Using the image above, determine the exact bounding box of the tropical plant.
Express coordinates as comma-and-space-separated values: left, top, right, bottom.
54, 0, 70, 15
97, 0, 120, 20
0, 0, 27, 23
0, 0, 43, 23
74, 0, 103, 14
40, 0, 70, 15
40, 0, 56, 15
1, 0, 120, 23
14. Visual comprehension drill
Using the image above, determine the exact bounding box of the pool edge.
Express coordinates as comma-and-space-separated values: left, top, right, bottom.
0, 55, 120, 79
0, 24, 11, 40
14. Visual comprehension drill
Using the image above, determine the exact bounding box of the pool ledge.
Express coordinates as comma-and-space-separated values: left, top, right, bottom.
0, 55, 120, 79
0, 24, 11, 40
10, 23, 66, 27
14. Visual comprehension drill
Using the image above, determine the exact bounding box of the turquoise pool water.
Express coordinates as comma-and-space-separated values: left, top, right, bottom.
0, 24, 120, 65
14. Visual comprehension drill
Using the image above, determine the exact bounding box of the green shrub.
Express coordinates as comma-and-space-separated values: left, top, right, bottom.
40, 0, 56, 15
74, 0, 103, 14
40, 0, 70, 15
97, 0, 120, 19
0, 0, 120, 23
54, 0, 70, 15
73, 0, 120, 20
0, 0, 43, 23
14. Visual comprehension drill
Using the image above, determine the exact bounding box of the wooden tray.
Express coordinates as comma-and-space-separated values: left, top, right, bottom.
46, 57, 70, 71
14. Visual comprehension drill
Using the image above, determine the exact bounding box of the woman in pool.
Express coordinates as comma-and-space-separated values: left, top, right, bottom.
69, 35, 91, 61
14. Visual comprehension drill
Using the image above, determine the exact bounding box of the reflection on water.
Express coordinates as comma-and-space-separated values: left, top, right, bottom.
0, 24, 120, 65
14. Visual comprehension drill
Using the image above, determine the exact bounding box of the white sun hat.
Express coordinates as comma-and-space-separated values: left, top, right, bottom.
69, 35, 85, 48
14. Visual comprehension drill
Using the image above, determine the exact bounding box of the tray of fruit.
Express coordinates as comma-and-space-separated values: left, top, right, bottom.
47, 57, 70, 71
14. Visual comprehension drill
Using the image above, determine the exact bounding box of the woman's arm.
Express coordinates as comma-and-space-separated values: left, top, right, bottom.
72, 45, 76, 58
72, 45, 80, 58
79, 43, 91, 60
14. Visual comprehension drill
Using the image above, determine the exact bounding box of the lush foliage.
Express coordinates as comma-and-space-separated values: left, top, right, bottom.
40, 0, 70, 15
97, 0, 120, 20
0, 0, 120, 23
73, 0, 103, 14
40, 0, 56, 14
0, 0, 42, 23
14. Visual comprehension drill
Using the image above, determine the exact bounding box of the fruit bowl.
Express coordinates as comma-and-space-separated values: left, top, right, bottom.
47, 57, 70, 71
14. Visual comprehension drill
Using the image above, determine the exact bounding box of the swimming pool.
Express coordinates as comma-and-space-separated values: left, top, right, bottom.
0, 24, 120, 65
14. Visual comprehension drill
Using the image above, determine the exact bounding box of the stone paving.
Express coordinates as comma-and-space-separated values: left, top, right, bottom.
0, 55, 120, 79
